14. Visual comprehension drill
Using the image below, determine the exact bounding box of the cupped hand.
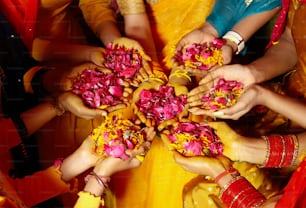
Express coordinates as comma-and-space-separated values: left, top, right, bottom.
93, 150, 144, 177
206, 121, 244, 161
89, 47, 106, 67
47, 63, 112, 92
111, 37, 153, 85
57, 91, 127, 119
131, 79, 164, 127
211, 84, 263, 120
172, 151, 230, 179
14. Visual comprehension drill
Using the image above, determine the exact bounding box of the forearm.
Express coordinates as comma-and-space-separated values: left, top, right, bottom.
60, 138, 98, 181
124, 13, 158, 61
20, 102, 59, 136
32, 39, 103, 64
248, 28, 297, 83
258, 86, 306, 128
235, 132, 306, 166
96, 21, 122, 45
231, 8, 280, 42
79, 0, 120, 45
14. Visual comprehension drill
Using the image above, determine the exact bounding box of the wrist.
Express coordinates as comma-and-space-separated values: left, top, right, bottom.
222, 31, 245, 55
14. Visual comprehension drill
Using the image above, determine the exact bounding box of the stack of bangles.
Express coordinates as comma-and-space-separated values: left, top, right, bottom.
84, 171, 111, 191
215, 167, 265, 208
260, 134, 299, 168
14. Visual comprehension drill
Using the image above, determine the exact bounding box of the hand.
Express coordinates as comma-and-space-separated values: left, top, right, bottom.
206, 121, 244, 161
93, 150, 143, 177
111, 37, 153, 86
187, 64, 255, 108
176, 28, 216, 52
88, 47, 106, 67
211, 84, 264, 120
44, 62, 112, 92
172, 151, 231, 179
131, 79, 164, 127
57, 92, 127, 119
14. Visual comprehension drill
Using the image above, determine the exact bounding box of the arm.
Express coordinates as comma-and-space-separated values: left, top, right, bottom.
123, 13, 158, 62
79, 0, 121, 45
32, 39, 106, 66
248, 27, 298, 83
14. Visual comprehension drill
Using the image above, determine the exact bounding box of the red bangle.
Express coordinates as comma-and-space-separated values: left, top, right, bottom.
215, 167, 239, 184
220, 176, 266, 208
260, 134, 299, 168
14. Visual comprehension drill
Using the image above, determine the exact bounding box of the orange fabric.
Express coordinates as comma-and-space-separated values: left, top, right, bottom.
285, 1, 306, 99
11, 166, 70, 207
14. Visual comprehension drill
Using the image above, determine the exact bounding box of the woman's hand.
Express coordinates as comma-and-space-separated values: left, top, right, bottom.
57, 92, 127, 119
172, 151, 230, 179
131, 79, 164, 127
111, 37, 153, 86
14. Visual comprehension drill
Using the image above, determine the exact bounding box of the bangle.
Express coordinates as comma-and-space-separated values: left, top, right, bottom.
215, 167, 239, 184
222, 31, 245, 54
84, 171, 111, 190
259, 134, 299, 168
116, 0, 146, 15
220, 176, 266, 208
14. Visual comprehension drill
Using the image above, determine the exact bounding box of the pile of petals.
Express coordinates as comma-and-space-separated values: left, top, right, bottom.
71, 69, 125, 109
136, 86, 187, 125
104, 43, 143, 79
90, 116, 147, 160
174, 39, 225, 70
167, 121, 223, 156
201, 78, 244, 111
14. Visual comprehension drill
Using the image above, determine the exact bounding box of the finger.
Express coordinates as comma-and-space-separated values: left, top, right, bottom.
188, 97, 204, 107
76, 108, 108, 119
172, 150, 187, 164
188, 85, 210, 97
142, 53, 152, 62
185, 67, 208, 77
188, 107, 214, 116
106, 103, 127, 112
160, 133, 175, 150
143, 60, 153, 75
138, 67, 149, 81
198, 70, 218, 85
157, 118, 177, 131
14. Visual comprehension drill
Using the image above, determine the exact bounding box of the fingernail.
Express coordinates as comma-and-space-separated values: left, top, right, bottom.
213, 111, 224, 117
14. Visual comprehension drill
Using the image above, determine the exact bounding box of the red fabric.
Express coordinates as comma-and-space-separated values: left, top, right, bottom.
266, 0, 290, 49
0, 118, 22, 149
0, 0, 39, 50
276, 157, 306, 208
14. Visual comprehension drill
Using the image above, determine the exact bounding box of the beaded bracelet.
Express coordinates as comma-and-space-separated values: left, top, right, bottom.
260, 134, 299, 168
219, 176, 266, 208
84, 171, 111, 190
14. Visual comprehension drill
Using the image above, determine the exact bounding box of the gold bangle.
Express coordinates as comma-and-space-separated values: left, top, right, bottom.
169, 69, 192, 82
117, 0, 146, 15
